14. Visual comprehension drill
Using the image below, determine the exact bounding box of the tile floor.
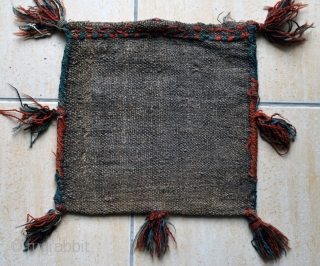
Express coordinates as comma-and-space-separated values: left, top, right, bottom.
0, 0, 319, 265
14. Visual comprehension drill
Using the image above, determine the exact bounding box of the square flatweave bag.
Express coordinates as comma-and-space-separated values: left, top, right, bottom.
0, 0, 313, 261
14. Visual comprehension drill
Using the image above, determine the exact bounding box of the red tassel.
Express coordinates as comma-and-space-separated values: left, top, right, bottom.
20, 204, 66, 251
256, 0, 313, 45
253, 110, 296, 155
135, 211, 176, 258
245, 209, 290, 261
13, 0, 66, 39
0, 86, 66, 147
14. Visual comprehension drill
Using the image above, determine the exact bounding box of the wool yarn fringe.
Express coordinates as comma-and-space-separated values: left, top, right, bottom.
253, 110, 296, 155
257, 0, 313, 45
13, 0, 66, 39
20, 204, 66, 251
245, 209, 290, 261
135, 211, 176, 258
0, 86, 66, 147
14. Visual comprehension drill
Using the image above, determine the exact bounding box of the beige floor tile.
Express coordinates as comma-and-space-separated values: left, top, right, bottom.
138, 0, 320, 102
0, 102, 130, 265
133, 107, 320, 265
0, 0, 134, 99
257, 107, 320, 266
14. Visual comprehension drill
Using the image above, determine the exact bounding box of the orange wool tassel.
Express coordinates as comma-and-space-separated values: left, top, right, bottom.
253, 110, 296, 155
13, 0, 66, 39
135, 211, 176, 258
20, 204, 66, 251
256, 0, 313, 45
0, 85, 66, 147
245, 209, 290, 261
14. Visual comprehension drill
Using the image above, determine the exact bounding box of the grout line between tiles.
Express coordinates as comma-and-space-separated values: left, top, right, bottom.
258, 101, 320, 108
0, 98, 59, 103
1, 98, 320, 108
134, 0, 138, 21
129, 214, 135, 266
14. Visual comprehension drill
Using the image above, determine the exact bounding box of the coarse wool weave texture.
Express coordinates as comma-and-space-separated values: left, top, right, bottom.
59, 19, 257, 216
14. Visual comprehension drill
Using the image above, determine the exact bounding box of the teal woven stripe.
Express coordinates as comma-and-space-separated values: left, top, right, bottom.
54, 172, 64, 205
247, 24, 258, 81
55, 29, 73, 207
58, 31, 73, 108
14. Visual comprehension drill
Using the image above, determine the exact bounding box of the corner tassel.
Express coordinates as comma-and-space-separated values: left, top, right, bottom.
13, 0, 66, 39
257, 0, 313, 45
135, 211, 177, 258
253, 110, 296, 155
19, 204, 66, 251
245, 209, 290, 261
0, 85, 66, 147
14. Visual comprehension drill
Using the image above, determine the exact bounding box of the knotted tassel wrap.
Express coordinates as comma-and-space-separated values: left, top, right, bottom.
13, 0, 66, 39
245, 209, 290, 261
0, 86, 66, 147
135, 211, 177, 258
252, 110, 296, 155
20, 204, 66, 251
254, 0, 313, 45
